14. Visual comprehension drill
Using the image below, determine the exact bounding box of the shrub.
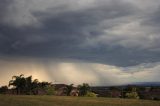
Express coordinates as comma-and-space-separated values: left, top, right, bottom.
78, 83, 90, 96
84, 92, 97, 97
125, 92, 139, 99
45, 86, 55, 95
0, 86, 8, 94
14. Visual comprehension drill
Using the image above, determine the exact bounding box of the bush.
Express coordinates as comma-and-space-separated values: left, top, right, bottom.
0, 86, 8, 94
45, 86, 55, 95
84, 92, 97, 97
78, 83, 90, 96
125, 92, 139, 99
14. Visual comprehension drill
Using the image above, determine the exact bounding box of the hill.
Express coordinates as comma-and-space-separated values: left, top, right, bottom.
130, 82, 160, 86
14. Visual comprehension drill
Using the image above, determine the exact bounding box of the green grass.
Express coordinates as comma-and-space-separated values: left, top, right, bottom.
0, 95, 159, 106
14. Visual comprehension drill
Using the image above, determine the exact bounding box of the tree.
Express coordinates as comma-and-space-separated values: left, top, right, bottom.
0, 86, 8, 94
8, 74, 54, 95
38, 81, 52, 88
31, 79, 39, 95
125, 92, 139, 99
32, 79, 39, 89
9, 74, 26, 94
44, 86, 55, 95
25, 76, 32, 94
78, 83, 90, 96
125, 87, 139, 99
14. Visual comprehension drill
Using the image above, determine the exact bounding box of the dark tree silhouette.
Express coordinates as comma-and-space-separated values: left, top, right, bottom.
9, 74, 53, 95
25, 76, 32, 94
9, 74, 26, 94
78, 83, 90, 96
0, 86, 8, 94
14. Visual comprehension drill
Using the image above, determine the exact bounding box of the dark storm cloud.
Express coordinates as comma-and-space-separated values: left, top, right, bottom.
0, 0, 11, 17
1, 0, 160, 67
142, 6, 160, 28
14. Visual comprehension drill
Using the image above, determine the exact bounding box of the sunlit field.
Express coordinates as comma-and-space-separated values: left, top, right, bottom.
0, 95, 159, 106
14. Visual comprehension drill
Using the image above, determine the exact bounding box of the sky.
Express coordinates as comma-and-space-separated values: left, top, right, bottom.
0, 0, 160, 86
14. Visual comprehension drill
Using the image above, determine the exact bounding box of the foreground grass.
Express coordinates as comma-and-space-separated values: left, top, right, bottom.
0, 95, 159, 106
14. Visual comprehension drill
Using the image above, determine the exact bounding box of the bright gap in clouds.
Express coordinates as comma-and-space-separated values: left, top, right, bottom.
0, 58, 159, 86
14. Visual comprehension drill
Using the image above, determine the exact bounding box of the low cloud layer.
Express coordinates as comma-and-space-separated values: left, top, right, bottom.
0, 58, 159, 86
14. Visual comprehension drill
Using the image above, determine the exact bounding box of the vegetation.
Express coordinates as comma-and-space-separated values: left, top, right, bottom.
84, 92, 97, 97
0, 95, 159, 106
78, 83, 91, 96
8, 74, 53, 95
125, 92, 139, 99
9, 74, 27, 94
44, 86, 56, 95
125, 86, 139, 99
0, 74, 159, 101
0, 86, 8, 94
1, 74, 96, 97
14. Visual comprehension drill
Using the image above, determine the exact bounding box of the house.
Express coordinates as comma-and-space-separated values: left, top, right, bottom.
70, 87, 79, 96
110, 90, 121, 98
53, 84, 68, 96
53, 84, 79, 96
138, 88, 160, 100
36, 89, 47, 95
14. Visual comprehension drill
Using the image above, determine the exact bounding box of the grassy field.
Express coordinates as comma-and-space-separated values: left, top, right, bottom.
0, 95, 159, 106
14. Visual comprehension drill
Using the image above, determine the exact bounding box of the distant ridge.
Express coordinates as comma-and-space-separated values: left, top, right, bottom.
129, 82, 160, 86
91, 82, 160, 87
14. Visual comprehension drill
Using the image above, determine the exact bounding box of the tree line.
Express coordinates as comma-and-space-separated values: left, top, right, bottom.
0, 74, 94, 96
1, 74, 159, 100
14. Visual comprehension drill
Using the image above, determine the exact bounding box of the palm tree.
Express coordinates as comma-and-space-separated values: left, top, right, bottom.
32, 79, 39, 89
39, 81, 52, 88
8, 74, 55, 95
9, 74, 26, 94
31, 79, 39, 95
25, 76, 32, 94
